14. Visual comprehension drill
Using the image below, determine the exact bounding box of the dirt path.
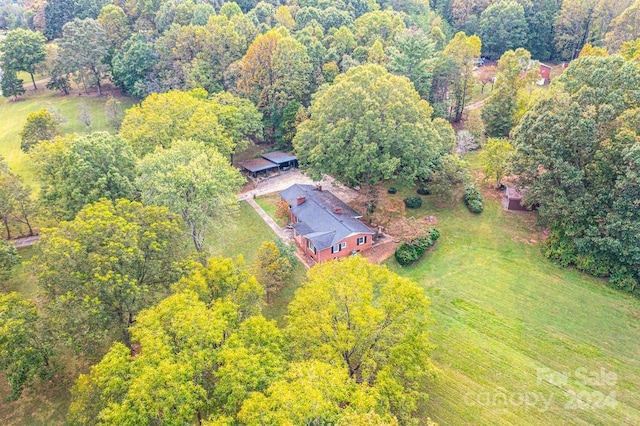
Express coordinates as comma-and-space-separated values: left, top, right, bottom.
11, 235, 40, 248
465, 98, 487, 110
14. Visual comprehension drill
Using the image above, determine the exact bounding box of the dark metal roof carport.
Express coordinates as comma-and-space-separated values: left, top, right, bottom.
261, 151, 297, 168
239, 158, 280, 177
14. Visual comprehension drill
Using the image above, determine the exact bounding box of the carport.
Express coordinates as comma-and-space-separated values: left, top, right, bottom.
239, 158, 280, 178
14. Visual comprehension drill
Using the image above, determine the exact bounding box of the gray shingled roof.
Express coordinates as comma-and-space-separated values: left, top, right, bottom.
280, 184, 374, 250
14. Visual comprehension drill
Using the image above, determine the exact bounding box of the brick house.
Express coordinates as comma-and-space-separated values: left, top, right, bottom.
280, 184, 374, 263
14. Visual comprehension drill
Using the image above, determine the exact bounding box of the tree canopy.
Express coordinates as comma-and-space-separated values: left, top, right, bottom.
67, 254, 434, 424
31, 132, 137, 221
285, 256, 434, 423
478, 0, 528, 59
136, 139, 245, 253
119, 89, 261, 158
0, 28, 46, 89
31, 199, 190, 355
512, 55, 640, 294
19, 109, 61, 152
294, 64, 454, 187
57, 18, 110, 95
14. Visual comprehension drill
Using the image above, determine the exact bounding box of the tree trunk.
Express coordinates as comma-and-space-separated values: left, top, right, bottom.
122, 325, 132, 350
3, 218, 11, 240
30, 72, 37, 90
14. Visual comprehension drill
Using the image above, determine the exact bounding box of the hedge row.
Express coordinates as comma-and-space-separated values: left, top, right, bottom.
463, 185, 483, 213
394, 228, 440, 266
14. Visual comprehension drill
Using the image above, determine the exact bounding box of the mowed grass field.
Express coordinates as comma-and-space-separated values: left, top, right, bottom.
0, 88, 135, 186
385, 186, 640, 424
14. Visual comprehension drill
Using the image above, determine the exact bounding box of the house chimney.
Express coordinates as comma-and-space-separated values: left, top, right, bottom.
296, 196, 306, 205
316, 184, 322, 191
333, 207, 342, 214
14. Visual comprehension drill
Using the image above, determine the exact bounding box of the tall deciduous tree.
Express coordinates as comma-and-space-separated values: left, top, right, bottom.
119, 89, 261, 158
1, 68, 25, 100
58, 18, 110, 96
478, 0, 529, 59
354, 10, 406, 46
111, 34, 158, 98
31, 199, 189, 355
479, 137, 514, 187
0, 293, 53, 401
69, 263, 277, 424
285, 256, 434, 423
239, 360, 385, 425
443, 32, 481, 122
523, 0, 561, 61
19, 109, 61, 152
31, 132, 137, 221
294, 64, 454, 187
554, 0, 598, 60
97, 4, 131, 50
136, 140, 245, 254
237, 27, 311, 139
482, 48, 533, 137
512, 55, 640, 294
254, 241, 292, 304
43, 0, 74, 39
0, 28, 46, 90
0, 239, 20, 280
0, 158, 36, 238
196, 13, 255, 93
605, 0, 640, 51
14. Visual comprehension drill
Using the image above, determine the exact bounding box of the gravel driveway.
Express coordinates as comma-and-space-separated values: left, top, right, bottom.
238, 169, 358, 202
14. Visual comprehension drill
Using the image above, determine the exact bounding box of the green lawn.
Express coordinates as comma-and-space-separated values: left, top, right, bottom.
384, 187, 640, 424
2, 246, 36, 296
207, 201, 281, 265
207, 200, 306, 323
0, 89, 135, 186
4, 128, 639, 424
255, 194, 288, 227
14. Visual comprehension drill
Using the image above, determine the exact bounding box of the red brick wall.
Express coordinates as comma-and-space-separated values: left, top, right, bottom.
314, 233, 373, 263
287, 205, 373, 263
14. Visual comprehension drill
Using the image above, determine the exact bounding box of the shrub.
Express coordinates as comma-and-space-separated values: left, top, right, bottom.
394, 228, 440, 266
416, 186, 430, 195
403, 196, 423, 209
463, 185, 483, 213
388, 187, 397, 194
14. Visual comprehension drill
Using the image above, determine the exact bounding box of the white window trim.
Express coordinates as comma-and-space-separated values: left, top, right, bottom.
356, 236, 367, 246
307, 239, 316, 254
332, 242, 347, 253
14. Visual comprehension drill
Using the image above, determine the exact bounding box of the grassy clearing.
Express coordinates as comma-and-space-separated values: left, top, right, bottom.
255, 194, 288, 227
0, 88, 135, 186
2, 246, 37, 297
383, 182, 640, 424
207, 200, 305, 322
0, 377, 71, 426
207, 201, 281, 265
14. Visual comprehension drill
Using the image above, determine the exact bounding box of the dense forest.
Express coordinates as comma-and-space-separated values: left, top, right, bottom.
1, 0, 640, 424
